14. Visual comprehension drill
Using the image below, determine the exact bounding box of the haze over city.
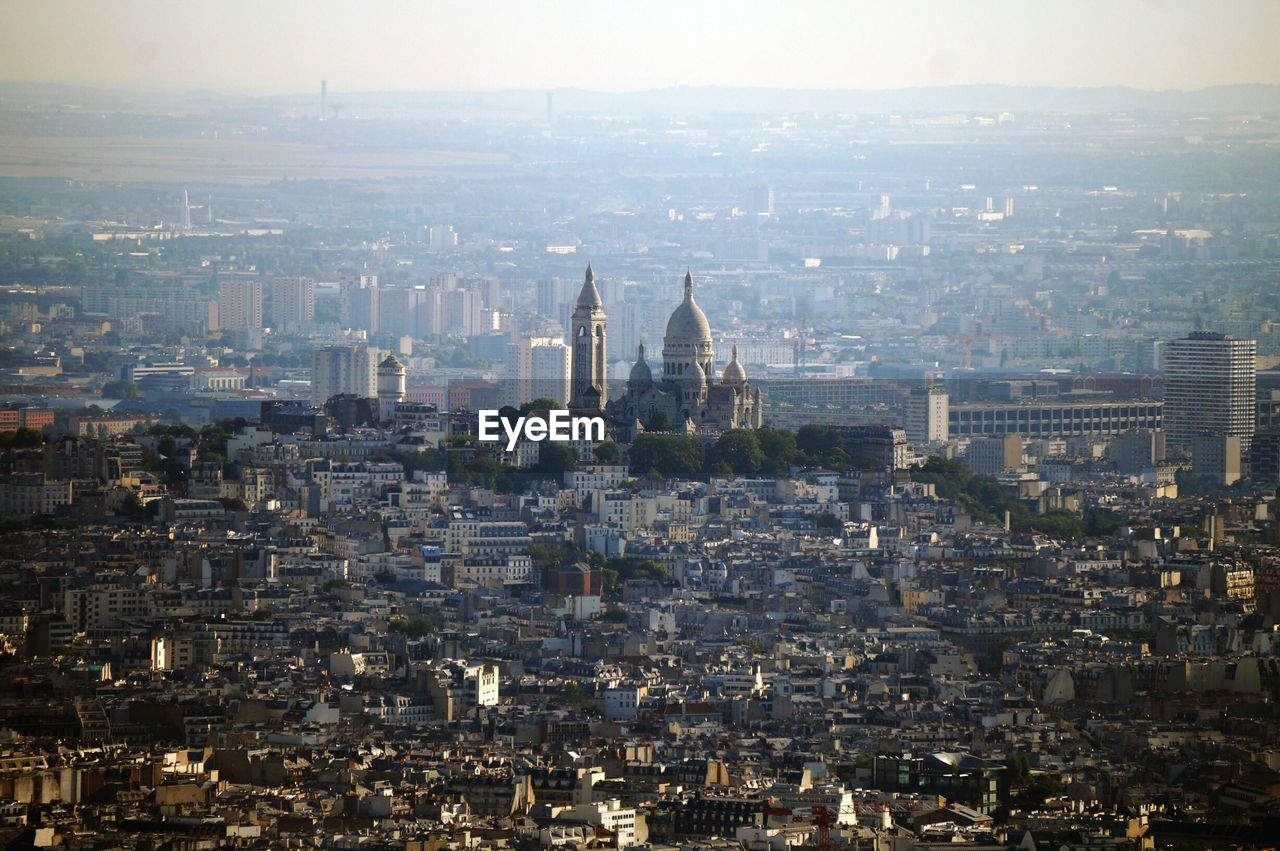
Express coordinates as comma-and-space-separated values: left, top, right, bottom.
2, 2, 1280, 850
3, 0, 1280, 93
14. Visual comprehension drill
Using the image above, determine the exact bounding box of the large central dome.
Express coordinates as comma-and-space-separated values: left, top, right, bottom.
610, 267, 763, 435
664, 270, 712, 343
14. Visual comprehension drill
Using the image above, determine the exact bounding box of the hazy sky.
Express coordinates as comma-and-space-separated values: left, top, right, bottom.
3, 0, 1278, 94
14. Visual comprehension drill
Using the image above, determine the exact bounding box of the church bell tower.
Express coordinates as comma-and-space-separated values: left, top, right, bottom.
569, 263, 607, 410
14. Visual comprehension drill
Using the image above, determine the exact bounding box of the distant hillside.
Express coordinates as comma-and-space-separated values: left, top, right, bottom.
3, 81, 1280, 118
544, 84, 1280, 116
270, 83, 1280, 118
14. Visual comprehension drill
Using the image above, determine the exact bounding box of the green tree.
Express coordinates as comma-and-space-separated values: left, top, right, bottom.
1085, 510, 1122, 537
706, 429, 764, 475
1025, 773, 1064, 805
628, 433, 701, 478
496, 405, 522, 433
1006, 753, 1031, 786
0, 428, 43, 451
756, 427, 797, 476
810, 512, 843, 531
388, 617, 436, 637
527, 541, 579, 568
593, 441, 620, 463
644, 410, 671, 432
395, 447, 448, 474
1028, 509, 1085, 540
912, 455, 1081, 535
796, 425, 843, 459
598, 608, 628, 623
912, 455, 971, 501
101, 379, 138, 399
118, 491, 146, 520
561, 682, 596, 710
601, 557, 670, 597
520, 397, 563, 414
535, 442, 579, 476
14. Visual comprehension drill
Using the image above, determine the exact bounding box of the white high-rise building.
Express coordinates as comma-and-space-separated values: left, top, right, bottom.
611, 303, 644, 370
505, 334, 570, 407
340, 274, 378, 332
311, 345, 379, 405
531, 342, 571, 408
427, 224, 458, 250
217, 279, 263, 330
536, 277, 577, 321
748, 185, 774, 215
966, 434, 1023, 477
1163, 332, 1256, 456
905, 387, 949, 446
272, 277, 316, 334
1191, 433, 1243, 486
442, 289, 482, 337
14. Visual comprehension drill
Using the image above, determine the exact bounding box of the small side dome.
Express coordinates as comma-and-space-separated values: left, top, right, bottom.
628, 343, 653, 390
379, 354, 404, 371
682, 358, 706, 388
722, 345, 746, 386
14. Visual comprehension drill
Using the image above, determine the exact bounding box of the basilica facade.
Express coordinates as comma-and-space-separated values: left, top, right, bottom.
568, 265, 762, 440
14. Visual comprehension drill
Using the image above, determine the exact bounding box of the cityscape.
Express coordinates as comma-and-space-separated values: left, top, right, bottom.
2, 2, 1280, 849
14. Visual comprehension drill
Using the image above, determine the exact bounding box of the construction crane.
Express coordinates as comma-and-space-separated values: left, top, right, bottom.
762, 802, 793, 821
811, 804, 835, 851
764, 800, 836, 851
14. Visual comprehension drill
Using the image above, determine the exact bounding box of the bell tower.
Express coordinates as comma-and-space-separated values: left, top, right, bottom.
569, 263, 607, 409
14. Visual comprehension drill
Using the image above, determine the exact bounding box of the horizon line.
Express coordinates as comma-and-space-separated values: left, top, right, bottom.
3, 80, 1280, 100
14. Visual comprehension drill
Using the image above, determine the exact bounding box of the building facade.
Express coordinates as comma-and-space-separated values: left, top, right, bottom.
311, 345, 379, 406
271, 276, 316, 334
376, 354, 406, 423
949, 400, 1163, 439
217, 279, 264, 330
1163, 332, 1256, 455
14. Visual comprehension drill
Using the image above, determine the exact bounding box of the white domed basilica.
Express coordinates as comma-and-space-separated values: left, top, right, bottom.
569, 265, 762, 439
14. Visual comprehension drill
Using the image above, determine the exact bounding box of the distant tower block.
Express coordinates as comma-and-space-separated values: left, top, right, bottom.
377, 353, 406, 422
181, 189, 192, 230
320, 79, 328, 121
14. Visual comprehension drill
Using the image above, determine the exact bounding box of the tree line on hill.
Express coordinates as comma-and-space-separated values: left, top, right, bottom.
396, 421, 1111, 539
627, 424, 875, 479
